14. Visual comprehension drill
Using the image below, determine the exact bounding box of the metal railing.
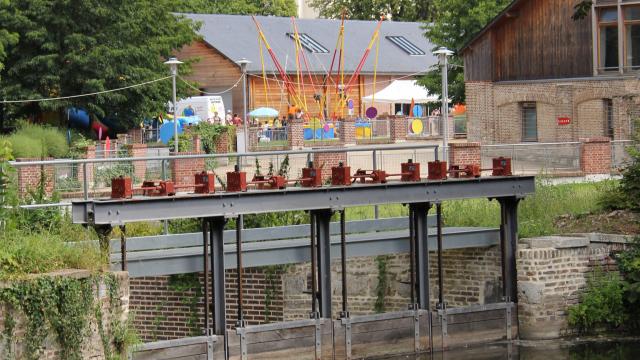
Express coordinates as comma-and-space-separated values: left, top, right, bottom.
407, 116, 442, 137
248, 126, 289, 149
355, 119, 391, 140
142, 128, 160, 144
9, 143, 440, 207
481, 142, 582, 174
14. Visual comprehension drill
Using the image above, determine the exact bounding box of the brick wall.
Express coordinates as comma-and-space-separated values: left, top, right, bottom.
171, 152, 205, 187
214, 132, 230, 154
76, 145, 96, 191
448, 142, 481, 167
517, 235, 626, 339
16, 157, 55, 195
579, 137, 612, 175
127, 128, 144, 144
129, 267, 285, 341
389, 116, 408, 142
0, 271, 129, 359
126, 144, 147, 183
313, 151, 347, 181
341, 118, 356, 145
282, 247, 502, 320
466, 78, 637, 144
288, 120, 305, 149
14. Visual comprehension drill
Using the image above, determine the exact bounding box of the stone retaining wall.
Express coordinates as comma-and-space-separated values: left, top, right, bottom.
517, 234, 628, 339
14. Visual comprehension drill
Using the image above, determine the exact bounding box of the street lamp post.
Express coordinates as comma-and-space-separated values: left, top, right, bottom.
164, 57, 183, 153
433, 47, 453, 162
236, 58, 251, 156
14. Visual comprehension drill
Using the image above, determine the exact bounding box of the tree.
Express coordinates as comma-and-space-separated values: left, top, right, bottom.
309, 0, 433, 21
0, 0, 18, 81
419, 0, 511, 103
171, 0, 297, 17
0, 0, 199, 130
572, 1, 592, 20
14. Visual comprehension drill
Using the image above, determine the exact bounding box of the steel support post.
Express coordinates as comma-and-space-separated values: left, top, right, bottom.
408, 206, 416, 304
236, 215, 245, 326
202, 219, 210, 334
119, 225, 127, 271
411, 203, 431, 310
310, 213, 318, 316
209, 217, 227, 335
498, 197, 520, 302
436, 203, 444, 307
313, 209, 333, 318
340, 210, 348, 316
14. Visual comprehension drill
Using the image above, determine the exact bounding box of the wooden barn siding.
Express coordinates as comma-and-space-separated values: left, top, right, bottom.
176, 41, 245, 116
250, 75, 364, 118
465, 0, 592, 82
463, 32, 494, 82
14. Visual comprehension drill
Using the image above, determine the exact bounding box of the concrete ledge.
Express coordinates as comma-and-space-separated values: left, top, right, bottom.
520, 235, 589, 249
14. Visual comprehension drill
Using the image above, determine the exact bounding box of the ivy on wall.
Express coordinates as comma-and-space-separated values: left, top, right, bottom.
0, 273, 138, 360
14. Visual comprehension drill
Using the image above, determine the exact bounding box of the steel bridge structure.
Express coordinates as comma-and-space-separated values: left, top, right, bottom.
70, 174, 534, 359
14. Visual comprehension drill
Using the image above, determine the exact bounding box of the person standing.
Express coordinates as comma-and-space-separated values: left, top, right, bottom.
213, 111, 222, 124
225, 110, 232, 125
232, 113, 242, 126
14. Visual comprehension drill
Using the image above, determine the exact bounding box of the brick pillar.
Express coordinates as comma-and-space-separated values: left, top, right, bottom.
171, 152, 205, 187
448, 142, 481, 167
214, 132, 230, 154
126, 144, 147, 183
313, 151, 347, 181
76, 145, 96, 191
127, 128, 144, 144
389, 116, 408, 142
288, 120, 304, 149
340, 118, 356, 145
580, 137, 612, 175
16, 157, 55, 195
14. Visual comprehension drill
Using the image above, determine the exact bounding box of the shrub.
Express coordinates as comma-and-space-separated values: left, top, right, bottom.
7, 124, 69, 158
8, 132, 45, 158
568, 269, 626, 333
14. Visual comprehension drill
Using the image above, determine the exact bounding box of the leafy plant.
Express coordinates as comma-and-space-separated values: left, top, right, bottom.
6, 124, 69, 158
374, 255, 390, 313
194, 122, 230, 153
167, 132, 194, 153
567, 268, 626, 333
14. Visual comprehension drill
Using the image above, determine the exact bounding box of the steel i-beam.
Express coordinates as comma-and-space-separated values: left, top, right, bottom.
209, 217, 227, 335
499, 197, 520, 302
411, 203, 431, 310
202, 220, 210, 334
314, 209, 333, 319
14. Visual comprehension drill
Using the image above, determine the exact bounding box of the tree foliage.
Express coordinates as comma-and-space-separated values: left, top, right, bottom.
171, 0, 297, 16
419, 0, 511, 103
309, 0, 433, 21
0, 0, 199, 129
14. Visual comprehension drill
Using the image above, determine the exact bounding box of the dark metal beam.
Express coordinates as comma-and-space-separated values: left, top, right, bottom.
314, 209, 333, 319
411, 203, 431, 310
202, 220, 210, 334
498, 197, 520, 303
436, 203, 444, 307
72, 177, 535, 225
114, 227, 501, 277
340, 210, 348, 315
209, 217, 227, 336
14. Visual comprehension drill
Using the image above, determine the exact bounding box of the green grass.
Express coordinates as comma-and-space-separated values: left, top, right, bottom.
348, 180, 613, 238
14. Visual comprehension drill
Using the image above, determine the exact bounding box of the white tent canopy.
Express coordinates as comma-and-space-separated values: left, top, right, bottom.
362, 80, 439, 104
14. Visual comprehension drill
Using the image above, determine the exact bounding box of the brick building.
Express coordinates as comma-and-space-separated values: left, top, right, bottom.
461, 0, 640, 144
175, 14, 436, 119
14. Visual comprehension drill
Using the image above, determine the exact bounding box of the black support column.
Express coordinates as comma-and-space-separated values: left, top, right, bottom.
498, 197, 520, 302
411, 203, 431, 310
209, 217, 227, 335
313, 209, 333, 319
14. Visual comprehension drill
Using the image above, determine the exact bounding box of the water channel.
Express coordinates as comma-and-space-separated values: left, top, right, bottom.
384, 339, 640, 359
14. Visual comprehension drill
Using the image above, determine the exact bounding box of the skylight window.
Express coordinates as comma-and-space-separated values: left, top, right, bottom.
286, 33, 329, 53
386, 36, 426, 56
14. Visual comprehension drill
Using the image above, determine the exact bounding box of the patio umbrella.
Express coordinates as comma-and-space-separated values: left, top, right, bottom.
248, 107, 279, 117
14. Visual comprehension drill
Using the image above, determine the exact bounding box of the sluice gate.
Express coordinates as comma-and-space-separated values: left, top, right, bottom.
73, 164, 534, 359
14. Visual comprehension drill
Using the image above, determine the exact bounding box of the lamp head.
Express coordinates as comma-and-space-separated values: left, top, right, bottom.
236, 58, 252, 71
164, 57, 183, 75
433, 47, 454, 64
